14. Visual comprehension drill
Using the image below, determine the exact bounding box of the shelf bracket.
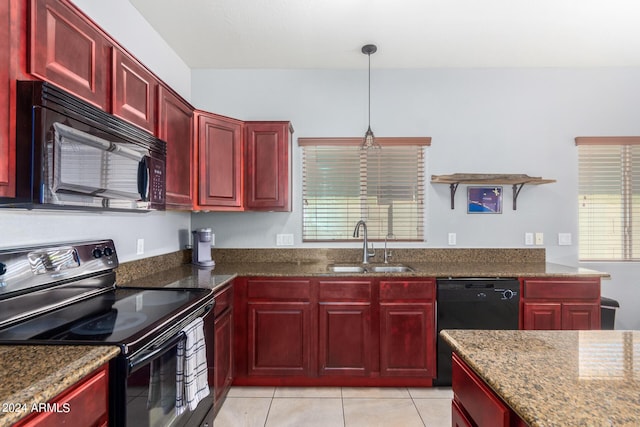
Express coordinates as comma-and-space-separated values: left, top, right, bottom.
449, 183, 459, 209
512, 183, 525, 210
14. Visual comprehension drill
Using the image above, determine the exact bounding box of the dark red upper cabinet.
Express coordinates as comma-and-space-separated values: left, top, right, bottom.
244, 121, 293, 211
30, 0, 111, 110
158, 85, 194, 210
112, 48, 157, 134
196, 111, 244, 209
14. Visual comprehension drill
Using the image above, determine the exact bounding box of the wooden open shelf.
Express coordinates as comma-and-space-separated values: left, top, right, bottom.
430, 174, 556, 210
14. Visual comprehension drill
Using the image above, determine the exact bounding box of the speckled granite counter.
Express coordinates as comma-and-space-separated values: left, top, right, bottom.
208, 260, 607, 278
120, 264, 235, 291
116, 248, 609, 282
0, 345, 120, 427
441, 329, 640, 427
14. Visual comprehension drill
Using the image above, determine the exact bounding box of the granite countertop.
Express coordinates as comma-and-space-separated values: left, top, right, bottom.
118, 261, 607, 290
120, 264, 236, 291
441, 329, 640, 427
207, 260, 607, 278
0, 345, 120, 427
116, 248, 609, 285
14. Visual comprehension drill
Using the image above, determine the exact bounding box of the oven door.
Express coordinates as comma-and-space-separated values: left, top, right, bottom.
112, 309, 214, 427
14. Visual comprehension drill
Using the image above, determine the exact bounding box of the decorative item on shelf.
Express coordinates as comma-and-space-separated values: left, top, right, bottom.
467, 186, 503, 214
361, 44, 381, 150
431, 173, 556, 210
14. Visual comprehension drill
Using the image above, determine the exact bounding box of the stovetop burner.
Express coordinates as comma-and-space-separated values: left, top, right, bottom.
0, 287, 211, 351
69, 310, 147, 337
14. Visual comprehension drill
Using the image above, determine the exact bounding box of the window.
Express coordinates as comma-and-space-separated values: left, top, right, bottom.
299, 137, 430, 242
576, 137, 640, 261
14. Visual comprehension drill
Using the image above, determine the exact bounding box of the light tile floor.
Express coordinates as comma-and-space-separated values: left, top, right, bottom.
215, 386, 453, 427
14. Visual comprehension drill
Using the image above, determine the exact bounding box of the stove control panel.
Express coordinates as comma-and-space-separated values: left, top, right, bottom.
0, 239, 118, 298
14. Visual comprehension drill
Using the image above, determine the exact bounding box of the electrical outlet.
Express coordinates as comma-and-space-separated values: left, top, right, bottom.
525, 233, 534, 246
276, 233, 294, 246
136, 238, 144, 255
448, 233, 457, 246
558, 233, 572, 246
535, 232, 544, 245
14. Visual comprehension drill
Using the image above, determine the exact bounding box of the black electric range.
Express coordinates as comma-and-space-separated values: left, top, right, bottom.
0, 240, 215, 427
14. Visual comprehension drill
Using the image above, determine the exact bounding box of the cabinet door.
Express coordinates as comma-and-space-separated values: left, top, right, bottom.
562, 303, 600, 330
380, 302, 435, 377
30, 0, 110, 109
319, 302, 371, 376
318, 280, 373, 376
522, 302, 562, 330
112, 48, 157, 133
0, 0, 13, 197
247, 301, 313, 376
158, 85, 194, 209
15, 364, 109, 427
214, 308, 233, 412
197, 113, 243, 209
244, 122, 292, 211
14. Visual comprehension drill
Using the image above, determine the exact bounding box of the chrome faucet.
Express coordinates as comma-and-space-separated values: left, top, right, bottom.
353, 220, 375, 264
383, 234, 394, 264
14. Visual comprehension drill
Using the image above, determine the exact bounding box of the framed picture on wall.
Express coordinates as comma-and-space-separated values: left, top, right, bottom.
467, 187, 502, 214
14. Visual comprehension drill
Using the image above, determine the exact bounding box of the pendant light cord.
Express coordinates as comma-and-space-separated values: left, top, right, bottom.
367, 51, 371, 129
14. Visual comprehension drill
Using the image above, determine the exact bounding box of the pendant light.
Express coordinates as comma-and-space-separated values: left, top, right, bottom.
361, 44, 381, 150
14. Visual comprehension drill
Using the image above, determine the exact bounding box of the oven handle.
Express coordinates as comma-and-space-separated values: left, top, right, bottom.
128, 331, 185, 374
127, 303, 214, 374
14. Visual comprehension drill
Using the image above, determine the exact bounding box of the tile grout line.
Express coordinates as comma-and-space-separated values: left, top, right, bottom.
262, 387, 277, 427
340, 387, 346, 427
407, 387, 428, 427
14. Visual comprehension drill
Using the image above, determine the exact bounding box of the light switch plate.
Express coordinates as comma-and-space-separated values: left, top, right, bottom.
524, 233, 534, 246
276, 233, 294, 246
448, 233, 456, 246
558, 233, 572, 246
535, 232, 544, 245
136, 238, 144, 255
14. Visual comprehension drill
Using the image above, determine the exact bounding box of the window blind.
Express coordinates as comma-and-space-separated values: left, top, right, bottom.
576, 137, 640, 261
300, 138, 428, 242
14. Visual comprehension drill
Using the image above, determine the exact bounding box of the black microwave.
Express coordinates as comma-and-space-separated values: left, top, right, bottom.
2, 81, 166, 212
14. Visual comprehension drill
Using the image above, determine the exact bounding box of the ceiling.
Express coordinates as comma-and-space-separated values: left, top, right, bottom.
129, 0, 640, 69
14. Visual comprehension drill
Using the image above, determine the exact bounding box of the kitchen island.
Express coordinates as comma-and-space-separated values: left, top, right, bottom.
441, 329, 640, 427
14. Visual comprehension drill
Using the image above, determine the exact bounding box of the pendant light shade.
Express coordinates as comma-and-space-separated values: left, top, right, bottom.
361, 44, 381, 150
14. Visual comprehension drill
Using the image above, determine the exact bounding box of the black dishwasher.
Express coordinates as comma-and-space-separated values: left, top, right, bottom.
435, 278, 520, 386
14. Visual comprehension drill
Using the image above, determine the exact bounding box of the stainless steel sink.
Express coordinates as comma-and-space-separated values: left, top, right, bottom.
327, 264, 414, 273
327, 265, 366, 273
367, 265, 415, 273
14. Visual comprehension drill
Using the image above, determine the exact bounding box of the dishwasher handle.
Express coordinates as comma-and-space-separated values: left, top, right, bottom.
465, 283, 494, 289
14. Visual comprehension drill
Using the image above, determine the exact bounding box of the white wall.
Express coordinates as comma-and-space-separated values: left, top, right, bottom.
70, 0, 191, 100
190, 67, 640, 329
0, 210, 191, 262
0, 1, 193, 261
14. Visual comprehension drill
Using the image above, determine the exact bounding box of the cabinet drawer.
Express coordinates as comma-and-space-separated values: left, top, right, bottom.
523, 278, 600, 300
452, 399, 473, 427
319, 280, 371, 301
452, 353, 509, 427
214, 284, 233, 317
247, 279, 311, 300
380, 280, 435, 301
